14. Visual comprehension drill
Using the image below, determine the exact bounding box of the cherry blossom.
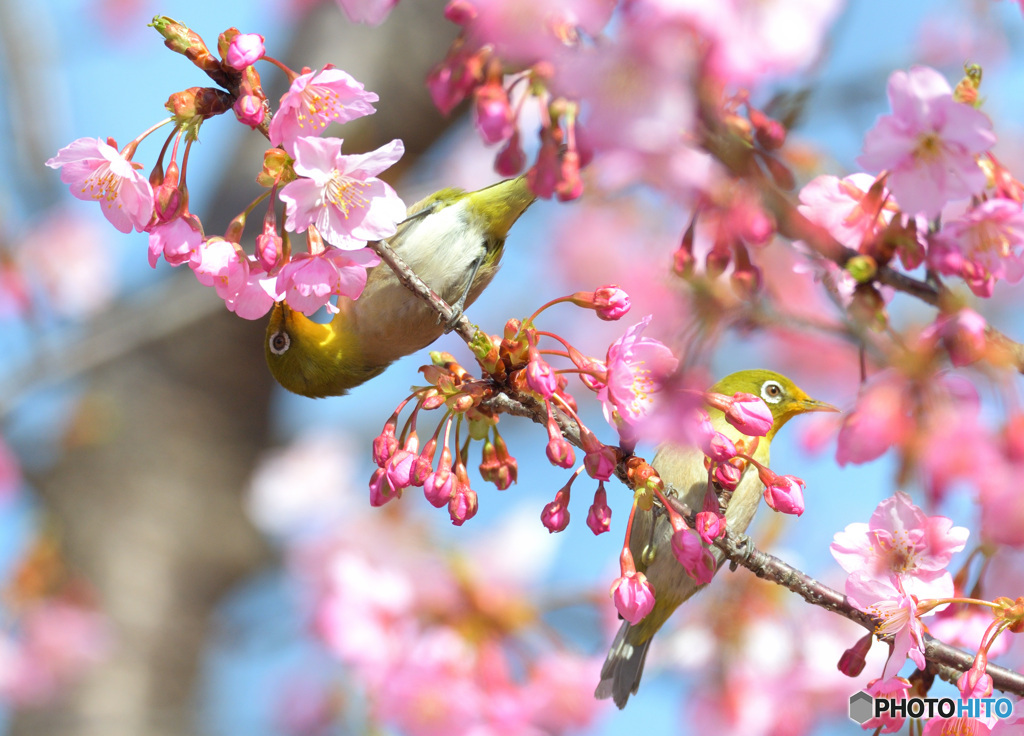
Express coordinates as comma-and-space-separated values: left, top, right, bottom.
858, 65, 995, 218
335, 0, 400, 26
836, 371, 914, 466
594, 315, 679, 432
147, 216, 203, 268
831, 491, 968, 603
278, 136, 407, 249
46, 137, 154, 233
929, 198, 1024, 297
268, 67, 379, 154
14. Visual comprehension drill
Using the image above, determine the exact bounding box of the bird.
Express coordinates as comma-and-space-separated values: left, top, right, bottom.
595, 369, 838, 708
265, 176, 535, 398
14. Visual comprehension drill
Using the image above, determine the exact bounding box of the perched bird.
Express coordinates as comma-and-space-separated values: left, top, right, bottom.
596, 369, 838, 708
266, 176, 535, 397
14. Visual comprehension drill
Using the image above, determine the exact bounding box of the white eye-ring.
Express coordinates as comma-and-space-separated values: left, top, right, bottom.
761, 380, 784, 404
269, 330, 291, 355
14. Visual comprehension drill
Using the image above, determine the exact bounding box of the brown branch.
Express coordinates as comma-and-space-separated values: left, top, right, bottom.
368, 238, 475, 343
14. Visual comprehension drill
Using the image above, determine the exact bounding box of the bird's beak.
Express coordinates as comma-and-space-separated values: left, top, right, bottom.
794, 397, 841, 414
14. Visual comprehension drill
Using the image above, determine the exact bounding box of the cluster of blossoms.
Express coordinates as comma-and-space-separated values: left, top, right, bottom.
427, 0, 841, 204
46, 21, 408, 320
831, 493, 1024, 733
837, 369, 1024, 548
798, 65, 1024, 343
0, 534, 109, 707
365, 284, 667, 528
246, 432, 604, 736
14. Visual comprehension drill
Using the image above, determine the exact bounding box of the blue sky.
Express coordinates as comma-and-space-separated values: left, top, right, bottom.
8, 0, 1024, 734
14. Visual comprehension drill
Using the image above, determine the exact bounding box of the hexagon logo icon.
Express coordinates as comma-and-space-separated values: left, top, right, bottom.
849, 690, 873, 724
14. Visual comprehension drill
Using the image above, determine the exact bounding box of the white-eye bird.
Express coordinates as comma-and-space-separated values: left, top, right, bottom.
266, 176, 535, 397
595, 369, 838, 708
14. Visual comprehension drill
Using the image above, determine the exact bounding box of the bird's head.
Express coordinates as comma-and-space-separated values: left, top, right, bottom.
462, 175, 536, 240
711, 369, 839, 440
265, 301, 385, 398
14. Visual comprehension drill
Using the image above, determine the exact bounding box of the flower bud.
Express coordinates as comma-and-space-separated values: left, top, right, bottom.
670, 528, 716, 585
763, 474, 806, 516
586, 483, 611, 535
541, 487, 571, 533
609, 571, 655, 625
225, 32, 265, 70
448, 484, 478, 526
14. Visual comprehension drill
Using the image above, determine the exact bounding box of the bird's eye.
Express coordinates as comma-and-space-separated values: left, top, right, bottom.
761, 380, 784, 403
269, 330, 291, 355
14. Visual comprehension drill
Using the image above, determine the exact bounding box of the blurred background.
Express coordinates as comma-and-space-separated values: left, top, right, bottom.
1, 0, 1023, 735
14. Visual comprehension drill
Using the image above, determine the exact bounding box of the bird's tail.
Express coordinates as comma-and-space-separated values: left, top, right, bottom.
594, 620, 651, 709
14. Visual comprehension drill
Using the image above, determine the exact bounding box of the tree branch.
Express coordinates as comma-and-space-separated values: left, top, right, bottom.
660, 493, 1024, 697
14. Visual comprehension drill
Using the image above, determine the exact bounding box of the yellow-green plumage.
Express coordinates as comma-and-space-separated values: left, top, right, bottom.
595, 370, 837, 708
265, 176, 535, 397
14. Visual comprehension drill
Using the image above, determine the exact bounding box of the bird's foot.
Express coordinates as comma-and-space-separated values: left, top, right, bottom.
441, 301, 467, 333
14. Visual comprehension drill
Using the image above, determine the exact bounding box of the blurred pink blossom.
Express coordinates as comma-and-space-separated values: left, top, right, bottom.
836, 372, 914, 466
929, 198, 1024, 298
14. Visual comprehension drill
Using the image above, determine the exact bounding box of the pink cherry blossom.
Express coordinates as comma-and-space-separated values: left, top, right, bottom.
609, 570, 656, 624
335, 0, 400, 25
700, 430, 737, 463
671, 528, 716, 585
268, 68, 379, 153
694, 511, 723, 544
852, 577, 928, 681
831, 491, 968, 603
929, 198, 1024, 297
862, 677, 911, 734
593, 285, 631, 321
279, 136, 407, 248
626, 0, 843, 86
857, 65, 995, 218
423, 466, 454, 508
920, 308, 988, 366
595, 315, 679, 431
224, 265, 281, 319
225, 32, 265, 70
190, 238, 248, 300
797, 173, 891, 251
836, 371, 914, 466
147, 216, 203, 268
275, 247, 380, 316
46, 137, 154, 233
922, 717, 992, 736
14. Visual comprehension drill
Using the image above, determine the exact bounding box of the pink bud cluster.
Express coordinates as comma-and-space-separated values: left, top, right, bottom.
428, 4, 595, 200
